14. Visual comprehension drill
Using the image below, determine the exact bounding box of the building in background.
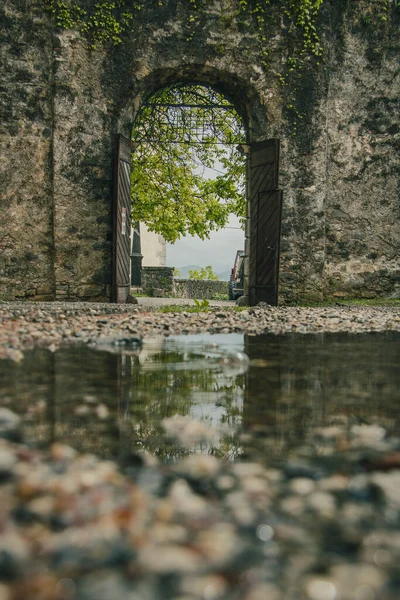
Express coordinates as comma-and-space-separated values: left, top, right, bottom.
131, 223, 166, 287
141, 224, 166, 267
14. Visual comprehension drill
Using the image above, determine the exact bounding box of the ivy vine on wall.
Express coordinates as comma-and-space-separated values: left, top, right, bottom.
42, 0, 328, 51
42, 0, 396, 56
42, 0, 138, 46
42, 0, 397, 126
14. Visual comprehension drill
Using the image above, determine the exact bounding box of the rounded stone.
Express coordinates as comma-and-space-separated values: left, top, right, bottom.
0, 409, 21, 441
289, 478, 316, 496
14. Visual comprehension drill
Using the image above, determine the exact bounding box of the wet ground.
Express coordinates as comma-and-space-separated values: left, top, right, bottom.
0, 302, 399, 358
1, 304, 400, 599
1, 332, 399, 464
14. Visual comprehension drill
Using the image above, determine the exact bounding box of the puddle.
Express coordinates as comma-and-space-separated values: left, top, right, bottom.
1, 331, 399, 464
2, 331, 400, 598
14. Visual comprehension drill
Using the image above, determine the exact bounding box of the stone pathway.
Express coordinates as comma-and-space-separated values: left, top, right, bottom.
136, 297, 235, 308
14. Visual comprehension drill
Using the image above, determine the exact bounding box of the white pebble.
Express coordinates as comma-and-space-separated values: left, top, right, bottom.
289, 478, 316, 496
306, 579, 337, 600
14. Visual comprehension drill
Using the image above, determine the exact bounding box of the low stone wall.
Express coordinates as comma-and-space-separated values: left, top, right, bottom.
173, 279, 229, 300
141, 267, 174, 296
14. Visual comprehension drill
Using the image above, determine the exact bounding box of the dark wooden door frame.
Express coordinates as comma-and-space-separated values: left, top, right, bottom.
248, 139, 283, 306
112, 134, 132, 303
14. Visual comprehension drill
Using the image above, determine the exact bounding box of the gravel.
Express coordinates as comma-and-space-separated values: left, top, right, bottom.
1, 415, 400, 599
0, 302, 399, 359
1, 301, 399, 598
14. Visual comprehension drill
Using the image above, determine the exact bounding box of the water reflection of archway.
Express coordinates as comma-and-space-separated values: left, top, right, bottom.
2, 333, 399, 462
242, 333, 400, 461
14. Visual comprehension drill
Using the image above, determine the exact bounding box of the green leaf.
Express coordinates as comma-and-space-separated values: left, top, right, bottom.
130, 85, 246, 243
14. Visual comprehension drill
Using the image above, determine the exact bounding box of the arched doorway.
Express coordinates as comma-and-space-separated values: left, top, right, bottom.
113, 81, 282, 306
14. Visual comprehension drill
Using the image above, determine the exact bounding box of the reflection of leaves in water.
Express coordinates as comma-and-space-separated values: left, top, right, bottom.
144, 351, 205, 365
125, 352, 245, 460
210, 432, 243, 462
131, 422, 191, 462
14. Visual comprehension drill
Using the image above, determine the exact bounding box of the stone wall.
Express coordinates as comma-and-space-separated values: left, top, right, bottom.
322, 6, 400, 300
141, 267, 174, 296
277, 1, 400, 303
0, 0, 399, 303
173, 280, 229, 300
0, 0, 54, 300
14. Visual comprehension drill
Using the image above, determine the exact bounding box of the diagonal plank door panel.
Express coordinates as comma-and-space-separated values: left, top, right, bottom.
249, 139, 282, 306
112, 134, 132, 303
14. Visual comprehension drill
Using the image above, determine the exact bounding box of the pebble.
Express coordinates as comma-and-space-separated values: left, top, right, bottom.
0, 303, 398, 354
162, 415, 217, 447
50, 443, 77, 462
1, 414, 400, 598
95, 404, 109, 420
138, 544, 204, 573
370, 471, 400, 506
0, 301, 399, 598
305, 578, 337, 600
168, 479, 209, 518
176, 454, 220, 478
289, 477, 316, 496
244, 583, 281, 600
351, 424, 387, 447
306, 491, 336, 518
216, 474, 236, 491
0, 445, 17, 477
225, 490, 257, 526
329, 563, 385, 597
196, 522, 240, 565
0, 408, 21, 441
280, 495, 306, 517
0, 585, 11, 600
179, 574, 228, 599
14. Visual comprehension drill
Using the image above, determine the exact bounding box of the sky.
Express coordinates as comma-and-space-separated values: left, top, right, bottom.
166, 213, 245, 273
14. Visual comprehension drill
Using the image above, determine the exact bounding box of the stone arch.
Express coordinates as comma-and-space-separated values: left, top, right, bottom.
51, 43, 283, 304
112, 66, 282, 304
3, 1, 397, 303
117, 64, 272, 144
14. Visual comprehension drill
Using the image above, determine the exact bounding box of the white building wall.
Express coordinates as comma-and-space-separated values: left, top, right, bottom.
140, 224, 166, 267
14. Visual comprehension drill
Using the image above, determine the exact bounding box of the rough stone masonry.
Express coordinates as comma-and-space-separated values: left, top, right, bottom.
0, 0, 399, 303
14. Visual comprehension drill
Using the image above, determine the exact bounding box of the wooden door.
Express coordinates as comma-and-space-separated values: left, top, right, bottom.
112, 134, 132, 303
131, 221, 142, 287
248, 139, 283, 306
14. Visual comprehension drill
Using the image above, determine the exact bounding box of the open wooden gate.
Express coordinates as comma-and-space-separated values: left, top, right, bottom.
130, 221, 142, 287
248, 139, 283, 306
112, 134, 132, 303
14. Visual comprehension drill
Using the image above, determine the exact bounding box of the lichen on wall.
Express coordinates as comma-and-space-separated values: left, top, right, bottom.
141, 267, 174, 296
0, 0, 399, 302
0, 0, 55, 300
322, 2, 400, 300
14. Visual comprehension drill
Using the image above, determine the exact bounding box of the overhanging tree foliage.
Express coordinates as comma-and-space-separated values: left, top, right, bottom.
131, 84, 247, 243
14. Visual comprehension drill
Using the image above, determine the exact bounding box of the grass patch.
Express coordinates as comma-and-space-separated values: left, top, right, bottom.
157, 305, 213, 314
155, 304, 248, 314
